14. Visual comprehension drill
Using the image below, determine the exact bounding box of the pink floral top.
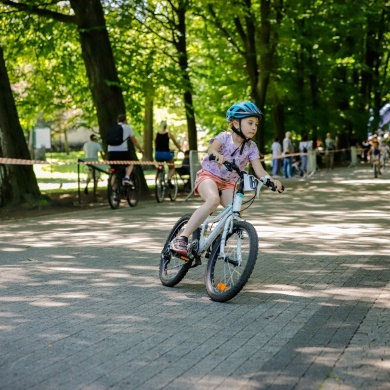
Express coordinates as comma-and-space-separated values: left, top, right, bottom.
201, 132, 260, 184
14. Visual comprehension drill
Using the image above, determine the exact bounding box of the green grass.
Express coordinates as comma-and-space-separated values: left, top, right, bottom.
34, 151, 158, 193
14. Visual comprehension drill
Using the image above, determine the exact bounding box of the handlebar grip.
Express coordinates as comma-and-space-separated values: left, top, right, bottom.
209, 154, 216, 161
263, 177, 285, 193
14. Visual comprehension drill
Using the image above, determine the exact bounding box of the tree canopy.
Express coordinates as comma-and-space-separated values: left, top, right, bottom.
0, 0, 389, 207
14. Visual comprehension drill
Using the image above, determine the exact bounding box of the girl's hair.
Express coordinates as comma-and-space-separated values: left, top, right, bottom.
160, 120, 167, 131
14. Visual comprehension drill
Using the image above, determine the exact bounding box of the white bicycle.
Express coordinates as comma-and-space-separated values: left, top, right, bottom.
159, 156, 282, 302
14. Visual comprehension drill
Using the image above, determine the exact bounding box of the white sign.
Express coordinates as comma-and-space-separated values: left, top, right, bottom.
33, 126, 51, 149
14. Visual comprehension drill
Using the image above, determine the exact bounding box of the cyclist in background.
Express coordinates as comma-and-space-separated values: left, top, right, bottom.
108, 113, 144, 186
368, 139, 381, 175
170, 101, 283, 257
154, 120, 182, 187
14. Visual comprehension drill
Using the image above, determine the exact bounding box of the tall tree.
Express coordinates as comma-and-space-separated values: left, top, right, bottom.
0, 0, 149, 192
134, 0, 198, 150
0, 46, 41, 207
204, 0, 284, 153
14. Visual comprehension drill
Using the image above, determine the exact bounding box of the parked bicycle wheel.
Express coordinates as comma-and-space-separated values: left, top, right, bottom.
205, 221, 258, 302
107, 173, 121, 210
168, 173, 179, 201
126, 172, 140, 207
155, 169, 165, 203
159, 214, 200, 287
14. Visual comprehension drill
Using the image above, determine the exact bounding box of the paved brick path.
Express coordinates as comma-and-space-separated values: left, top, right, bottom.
1, 165, 389, 390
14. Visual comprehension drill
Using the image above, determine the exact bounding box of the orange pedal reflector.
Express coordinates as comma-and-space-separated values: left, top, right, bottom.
217, 282, 227, 291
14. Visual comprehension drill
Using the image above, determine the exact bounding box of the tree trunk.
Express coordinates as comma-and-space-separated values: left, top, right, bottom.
175, 1, 197, 151
143, 93, 154, 163
1, 0, 150, 193
68, 0, 148, 192
0, 46, 41, 208
255, 0, 283, 154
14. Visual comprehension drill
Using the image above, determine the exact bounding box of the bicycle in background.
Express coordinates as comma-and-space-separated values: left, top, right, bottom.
155, 162, 178, 203
107, 166, 140, 209
159, 156, 283, 302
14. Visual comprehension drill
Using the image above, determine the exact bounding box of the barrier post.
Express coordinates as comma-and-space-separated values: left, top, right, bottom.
185, 150, 201, 201
307, 150, 316, 177
349, 146, 358, 167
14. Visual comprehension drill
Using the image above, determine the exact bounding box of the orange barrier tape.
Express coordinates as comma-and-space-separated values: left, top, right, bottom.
0, 148, 349, 167
0, 158, 159, 166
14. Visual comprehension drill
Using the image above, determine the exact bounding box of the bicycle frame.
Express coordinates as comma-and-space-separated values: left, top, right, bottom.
197, 204, 234, 259
193, 176, 262, 261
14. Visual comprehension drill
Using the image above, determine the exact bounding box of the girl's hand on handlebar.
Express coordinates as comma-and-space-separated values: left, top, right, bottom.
211, 153, 226, 165
271, 179, 284, 193
270, 178, 284, 193
260, 176, 284, 193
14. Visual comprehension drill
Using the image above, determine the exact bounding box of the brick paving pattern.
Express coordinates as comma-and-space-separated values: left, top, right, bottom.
1, 166, 389, 389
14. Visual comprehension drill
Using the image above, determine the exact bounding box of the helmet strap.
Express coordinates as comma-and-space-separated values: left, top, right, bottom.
231, 120, 249, 156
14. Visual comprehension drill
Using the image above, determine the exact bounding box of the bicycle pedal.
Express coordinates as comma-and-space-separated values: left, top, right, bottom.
171, 250, 190, 262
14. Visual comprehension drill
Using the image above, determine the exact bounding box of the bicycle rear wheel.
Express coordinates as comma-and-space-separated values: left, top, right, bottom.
205, 221, 258, 302
126, 172, 140, 207
169, 173, 179, 201
155, 170, 165, 203
107, 174, 121, 210
159, 214, 200, 287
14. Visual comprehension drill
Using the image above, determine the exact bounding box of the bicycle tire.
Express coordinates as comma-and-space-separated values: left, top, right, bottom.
126, 172, 140, 207
159, 214, 200, 287
169, 173, 179, 201
205, 221, 258, 302
374, 163, 378, 178
107, 174, 121, 210
155, 170, 165, 203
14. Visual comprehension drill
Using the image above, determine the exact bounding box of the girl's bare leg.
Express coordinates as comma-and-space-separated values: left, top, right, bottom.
180, 179, 221, 237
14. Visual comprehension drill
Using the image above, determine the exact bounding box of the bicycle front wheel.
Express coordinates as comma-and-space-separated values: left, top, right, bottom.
107, 174, 121, 210
169, 173, 179, 201
205, 221, 258, 302
159, 214, 200, 287
374, 163, 378, 178
126, 172, 140, 207
155, 171, 165, 203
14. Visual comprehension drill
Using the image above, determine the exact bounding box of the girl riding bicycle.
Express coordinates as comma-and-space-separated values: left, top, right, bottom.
171, 101, 283, 257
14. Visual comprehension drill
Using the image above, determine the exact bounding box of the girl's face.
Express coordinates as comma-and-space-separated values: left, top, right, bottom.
233, 116, 259, 138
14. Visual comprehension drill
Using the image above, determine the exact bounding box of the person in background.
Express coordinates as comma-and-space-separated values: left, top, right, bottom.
271, 136, 282, 179
299, 133, 310, 178
283, 131, 294, 178
368, 139, 382, 175
108, 113, 144, 186
380, 139, 389, 168
83, 134, 102, 195
325, 132, 335, 170
154, 120, 182, 187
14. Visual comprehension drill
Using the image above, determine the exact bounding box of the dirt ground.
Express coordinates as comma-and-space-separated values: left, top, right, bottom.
0, 187, 189, 222
0, 189, 109, 222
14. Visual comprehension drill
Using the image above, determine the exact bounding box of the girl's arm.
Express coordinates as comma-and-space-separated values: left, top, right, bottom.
168, 132, 181, 151
208, 139, 225, 164
251, 158, 283, 192
251, 158, 269, 178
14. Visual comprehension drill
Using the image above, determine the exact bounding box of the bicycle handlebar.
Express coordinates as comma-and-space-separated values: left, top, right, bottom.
209, 154, 284, 192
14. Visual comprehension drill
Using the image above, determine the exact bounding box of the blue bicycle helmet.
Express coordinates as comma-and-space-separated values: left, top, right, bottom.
226, 101, 263, 121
